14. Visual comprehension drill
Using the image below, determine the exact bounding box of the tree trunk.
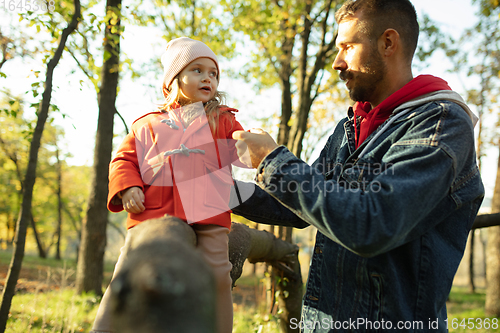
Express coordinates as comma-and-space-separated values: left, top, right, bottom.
55, 147, 62, 260
278, 78, 293, 147
486, 144, 500, 316
468, 232, 475, 293
288, 0, 335, 159
0, 1, 80, 330
30, 216, 46, 258
75, 0, 121, 296
270, 2, 336, 331
109, 216, 217, 333
268, 13, 298, 331
289, 0, 313, 158
191, 0, 196, 36
276, 22, 294, 149
107, 216, 300, 333
273, 225, 302, 333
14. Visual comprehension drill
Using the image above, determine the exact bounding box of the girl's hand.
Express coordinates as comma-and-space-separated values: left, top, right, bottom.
121, 186, 145, 214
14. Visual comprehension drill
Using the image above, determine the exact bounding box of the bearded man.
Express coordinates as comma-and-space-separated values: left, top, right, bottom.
231, 0, 484, 332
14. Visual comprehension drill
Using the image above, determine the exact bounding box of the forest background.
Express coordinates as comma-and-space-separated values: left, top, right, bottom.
0, 0, 500, 332
1, 0, 497, 257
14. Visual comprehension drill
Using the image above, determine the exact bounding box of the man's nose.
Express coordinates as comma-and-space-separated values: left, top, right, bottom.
332, 51, 346, 71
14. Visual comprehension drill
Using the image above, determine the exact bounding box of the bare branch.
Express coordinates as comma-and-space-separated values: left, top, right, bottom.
115, 106, 129, 134
472, 213, 500, 229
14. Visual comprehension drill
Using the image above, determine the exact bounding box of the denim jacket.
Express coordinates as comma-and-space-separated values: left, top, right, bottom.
232, 91, 484, 332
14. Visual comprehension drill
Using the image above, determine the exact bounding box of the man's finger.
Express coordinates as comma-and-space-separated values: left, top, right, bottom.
234, 140, 252, 168
235, 139, 247, 151
248, 128, 265, 134
232, 130, 247, 141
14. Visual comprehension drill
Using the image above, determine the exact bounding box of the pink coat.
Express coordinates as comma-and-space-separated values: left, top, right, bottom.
107, 106, 244, 230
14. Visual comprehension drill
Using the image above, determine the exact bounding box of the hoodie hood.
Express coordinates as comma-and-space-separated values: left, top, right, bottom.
357, 90, 478, 160
394, 90, 478, 127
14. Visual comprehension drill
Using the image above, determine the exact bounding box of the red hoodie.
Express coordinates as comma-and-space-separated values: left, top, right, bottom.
353, 75, 452, 148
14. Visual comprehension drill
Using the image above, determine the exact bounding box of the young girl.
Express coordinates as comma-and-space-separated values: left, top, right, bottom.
90, 37, 244, 333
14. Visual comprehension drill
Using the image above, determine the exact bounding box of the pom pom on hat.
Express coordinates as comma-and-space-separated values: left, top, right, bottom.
161, 37, 220, 90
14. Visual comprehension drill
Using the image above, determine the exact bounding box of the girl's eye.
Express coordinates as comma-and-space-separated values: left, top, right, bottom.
210, 71, 217, 77
194, 68, 201, 73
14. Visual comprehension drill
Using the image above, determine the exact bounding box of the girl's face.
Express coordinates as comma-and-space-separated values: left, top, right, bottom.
177, 57, 218, 104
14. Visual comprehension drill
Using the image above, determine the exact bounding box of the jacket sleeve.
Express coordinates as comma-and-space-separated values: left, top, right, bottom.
230, 180, 309, 228
107, 129, 145, 212
254, 102, 483, 257
218, 109, 247, 169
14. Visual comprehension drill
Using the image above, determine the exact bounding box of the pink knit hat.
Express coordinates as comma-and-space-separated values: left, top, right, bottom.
161, 37, 220, 92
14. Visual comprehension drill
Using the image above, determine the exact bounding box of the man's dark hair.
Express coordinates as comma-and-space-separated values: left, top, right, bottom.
335, 0, 419, 62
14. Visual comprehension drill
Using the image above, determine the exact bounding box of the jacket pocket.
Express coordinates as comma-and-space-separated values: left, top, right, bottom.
143, 184, 163, 209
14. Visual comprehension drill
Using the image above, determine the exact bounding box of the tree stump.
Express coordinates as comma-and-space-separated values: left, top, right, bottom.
109, 216, 216, 333
108, 215, 301, 332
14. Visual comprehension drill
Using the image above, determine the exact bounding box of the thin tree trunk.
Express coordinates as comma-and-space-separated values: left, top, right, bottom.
6, 212, 14, 245
289, 0, 313, 158
55, 147, 62, 260
30, 216, 46, 258
0, 1, 80, 330
75, 0, 121, 295
288, 0, 335, 159
271, 2, 336, 331
469, 54, 486, 295
278, 78, 293, 147
276, 26, 294, 149
469, 232, 475, 293
191, 0, 196, 36
272, 17, 295, 329
486, 143, 500, 316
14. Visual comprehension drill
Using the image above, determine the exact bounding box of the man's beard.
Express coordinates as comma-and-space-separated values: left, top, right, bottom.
340, 50, 386, 103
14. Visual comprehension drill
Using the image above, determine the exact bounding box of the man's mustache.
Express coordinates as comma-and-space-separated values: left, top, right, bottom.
339, 70, 352, 82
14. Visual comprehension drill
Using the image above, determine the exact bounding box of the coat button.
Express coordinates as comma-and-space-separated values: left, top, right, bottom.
308, 295, 319, 301
315, 247, 322, 254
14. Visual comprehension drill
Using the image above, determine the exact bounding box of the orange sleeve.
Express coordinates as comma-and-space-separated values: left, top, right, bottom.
219, 109, 247, 169
226, 114, 244, 138
107, 129, 145, 212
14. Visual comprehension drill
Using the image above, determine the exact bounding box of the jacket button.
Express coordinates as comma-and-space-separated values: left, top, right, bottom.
315, 247, 322, 254
308, 295, 319, 301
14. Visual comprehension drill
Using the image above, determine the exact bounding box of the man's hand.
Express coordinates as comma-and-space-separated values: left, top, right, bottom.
232, 128, 279, 169
122, 186, 145, 214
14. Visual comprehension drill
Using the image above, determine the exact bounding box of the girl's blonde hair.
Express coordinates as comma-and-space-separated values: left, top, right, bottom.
161, 77, 226, 136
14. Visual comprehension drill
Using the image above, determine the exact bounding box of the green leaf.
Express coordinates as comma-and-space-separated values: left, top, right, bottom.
103, 50, 111, 62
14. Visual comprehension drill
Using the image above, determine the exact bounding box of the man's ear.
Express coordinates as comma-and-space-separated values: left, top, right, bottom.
379, 28, 400, 57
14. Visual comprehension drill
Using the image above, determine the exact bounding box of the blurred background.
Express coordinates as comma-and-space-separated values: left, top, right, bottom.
1, 0, 499, 332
